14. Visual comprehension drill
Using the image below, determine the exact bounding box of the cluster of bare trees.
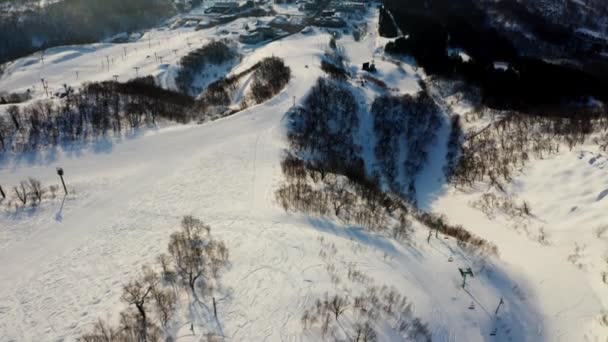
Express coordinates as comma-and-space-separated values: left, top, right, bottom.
287, 78, 361, 173
471, 192, 531, 220
0, 55, 295, 157
276, 154, 413, 239
301, 293, 351, 336
175, 40, 237, 96
326, 46, 347, 69
0, 77, 193, 154
415, 210, 498, 256
166, 216, 228, 298
0, 90, 31, 105
301, 286, 431, 341
594, 131, 608, 152
303, 236, 434, 341
250, 56, 292, 104
279, 76, 497, 254
276, 152, 498, 255
79, 216, 229, 342
372, 92, 442, 199
321, 60, 348, 80
1, 178, 60, 210
450, 111, 608, 191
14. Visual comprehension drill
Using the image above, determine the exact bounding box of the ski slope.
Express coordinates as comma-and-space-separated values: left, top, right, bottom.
0, 6, 606, 342
0, 15, 278, 97
433, 146, 608, 342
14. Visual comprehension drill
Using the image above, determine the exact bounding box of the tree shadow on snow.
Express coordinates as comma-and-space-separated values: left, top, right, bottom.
305, 217, 398, 255
473, 263, 546, 341
427, 231, 547, 340
0, 131, 137, 169
415, 113, 450, 211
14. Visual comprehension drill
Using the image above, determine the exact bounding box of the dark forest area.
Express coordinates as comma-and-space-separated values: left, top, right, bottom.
0, 0, 179, 65
381, 0, 608, 114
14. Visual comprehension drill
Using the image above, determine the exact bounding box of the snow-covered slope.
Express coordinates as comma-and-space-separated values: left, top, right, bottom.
433, 146, 608, 341
0, 16, 272, 96
0, 6, 606, 342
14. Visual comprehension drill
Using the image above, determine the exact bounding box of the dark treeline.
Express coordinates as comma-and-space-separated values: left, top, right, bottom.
276, 149, 498, 255
490, 0, 573, 46
288, 77, 443, 201
1, 56, 293, 155
381, 0, 608, 112
320, 47, 349, 81
0, 0, 175, 64
0, 77, 193, 154
250, 56, 291, 104
378, 6, 399, 38
0, 91, 31, 105
280, 76, 497, 254
320, 60, 348, 80
486, 0, 608, 60
277, 153, 407, 235
288, 78, 362, 175
449, 107, 608, 191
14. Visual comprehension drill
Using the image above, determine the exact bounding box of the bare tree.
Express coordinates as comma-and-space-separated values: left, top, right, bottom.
326, 176, 354, 217
0, 116, 8, 151
182, 215, 211, 236
77, 319, 117, 342
320, 313, 332, 336
120, 273, 156, 342
28, 178, 45, 203
157, 253, 176, 284
301, 310, 310, 329
383, 287, 400, 314
392, 214, 412, 240
151, 286, 176, 329
328, 294, 349, 320
14, 181, 28, 205
354, 321, 377, 342
206, 239, 229, 280
168, 216, 207, 296
168, 216, 229, 299
7, 105, 20, 131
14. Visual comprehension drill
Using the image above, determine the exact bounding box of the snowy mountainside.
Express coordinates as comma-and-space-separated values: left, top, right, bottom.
0, 4, 606, 342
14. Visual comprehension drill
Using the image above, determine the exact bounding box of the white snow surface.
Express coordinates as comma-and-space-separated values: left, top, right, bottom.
0, 7, 607, 342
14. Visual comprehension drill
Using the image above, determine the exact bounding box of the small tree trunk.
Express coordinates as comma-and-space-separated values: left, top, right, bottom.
136, 303, 147, 342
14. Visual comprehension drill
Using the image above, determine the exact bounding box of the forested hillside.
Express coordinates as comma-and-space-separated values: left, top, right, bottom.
0, 0, 176, 64
382, 0, 608, 112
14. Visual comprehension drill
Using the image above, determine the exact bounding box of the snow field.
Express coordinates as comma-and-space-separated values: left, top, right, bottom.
0, 5, 606, 342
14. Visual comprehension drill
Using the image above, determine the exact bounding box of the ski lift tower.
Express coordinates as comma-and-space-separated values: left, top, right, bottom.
459, 267, 474, 289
